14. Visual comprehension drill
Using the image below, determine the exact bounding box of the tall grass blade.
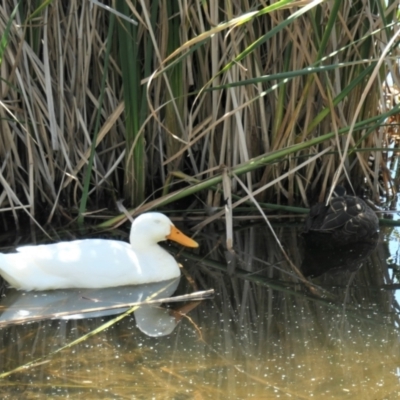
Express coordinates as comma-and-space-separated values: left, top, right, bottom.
116, 0, 145, 206
77, 13, 115, 225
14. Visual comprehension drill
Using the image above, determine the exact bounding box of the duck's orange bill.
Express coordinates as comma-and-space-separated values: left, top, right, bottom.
167, 226, 199, 248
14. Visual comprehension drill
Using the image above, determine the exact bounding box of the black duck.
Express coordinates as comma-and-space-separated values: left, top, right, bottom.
303, 186, 379, 247
301, 187, 379, 277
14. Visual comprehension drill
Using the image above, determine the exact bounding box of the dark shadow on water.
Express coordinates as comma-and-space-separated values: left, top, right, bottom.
301, 234, 379, 277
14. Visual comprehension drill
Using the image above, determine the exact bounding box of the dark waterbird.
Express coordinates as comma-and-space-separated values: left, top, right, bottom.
302, 186, 379, 277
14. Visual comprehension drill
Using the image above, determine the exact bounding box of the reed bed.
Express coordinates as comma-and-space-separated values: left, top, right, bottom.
0, 0, 399, 225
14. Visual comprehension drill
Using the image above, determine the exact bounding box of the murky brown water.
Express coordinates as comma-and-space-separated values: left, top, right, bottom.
0, 222, 399, 399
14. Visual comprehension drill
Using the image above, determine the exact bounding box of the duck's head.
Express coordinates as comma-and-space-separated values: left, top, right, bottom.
129, 212, 199, 248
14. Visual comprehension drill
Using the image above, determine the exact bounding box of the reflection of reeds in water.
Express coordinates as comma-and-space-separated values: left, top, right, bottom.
179, 223, 400, 397
0, 224, 399, 398
1, 314, 399, 398
0, 318, 149, 397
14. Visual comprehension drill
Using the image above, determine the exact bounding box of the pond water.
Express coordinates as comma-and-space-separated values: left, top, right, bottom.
0, 220, 399, 399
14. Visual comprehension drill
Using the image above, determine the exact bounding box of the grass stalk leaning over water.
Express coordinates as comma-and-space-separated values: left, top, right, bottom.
0, 285, 213, 378
98, 102, 400, 228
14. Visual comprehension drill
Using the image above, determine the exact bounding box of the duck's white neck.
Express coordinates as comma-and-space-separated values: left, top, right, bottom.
129, 233, 165, 250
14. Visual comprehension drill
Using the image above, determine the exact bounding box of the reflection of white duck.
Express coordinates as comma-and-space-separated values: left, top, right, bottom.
0, 213, 198, 291
0, 279, 187, 337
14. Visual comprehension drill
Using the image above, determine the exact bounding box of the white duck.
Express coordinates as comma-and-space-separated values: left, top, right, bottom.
0, 212, 198, 291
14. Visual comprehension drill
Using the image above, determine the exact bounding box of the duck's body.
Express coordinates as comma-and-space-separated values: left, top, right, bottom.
302, 187, 379, 277
303, 187, 379, 246
0, 213, 198, 291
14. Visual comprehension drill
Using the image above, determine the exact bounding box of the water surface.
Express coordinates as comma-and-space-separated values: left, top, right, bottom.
0, 221, 399, 399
